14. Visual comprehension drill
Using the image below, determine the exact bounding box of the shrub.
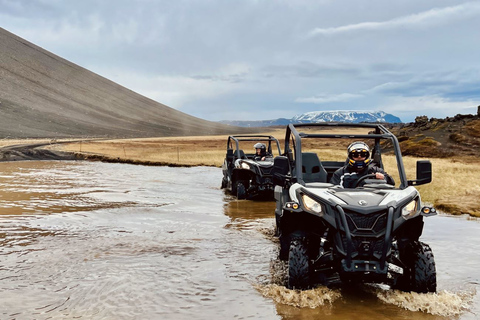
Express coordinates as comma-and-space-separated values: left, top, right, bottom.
449, 133, 467, 143
465, 120, 480, 137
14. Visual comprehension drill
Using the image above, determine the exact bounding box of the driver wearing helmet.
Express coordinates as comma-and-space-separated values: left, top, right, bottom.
330, 141, 394, 188
253, 143, 271, 161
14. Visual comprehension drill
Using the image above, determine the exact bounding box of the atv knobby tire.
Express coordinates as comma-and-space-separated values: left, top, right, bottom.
395, 241, 436, 293
236, 182, 247, 199
221, 177, 228, 189
288, 238, 310, 289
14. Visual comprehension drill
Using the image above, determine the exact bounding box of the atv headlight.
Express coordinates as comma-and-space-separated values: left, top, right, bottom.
240, 162, 251, 170
301, 194, 324, 216
401, 198, 419, 219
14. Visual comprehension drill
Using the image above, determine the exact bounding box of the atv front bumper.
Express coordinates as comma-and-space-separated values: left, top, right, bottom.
340, 259, 403, 282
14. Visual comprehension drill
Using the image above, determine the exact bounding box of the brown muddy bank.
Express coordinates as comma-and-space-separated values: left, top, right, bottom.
0, 141, 192, 166
0, 143, 81, 161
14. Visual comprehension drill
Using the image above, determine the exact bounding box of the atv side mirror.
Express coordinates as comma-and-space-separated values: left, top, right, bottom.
273, 156, 289, 186
408, 160, 432, 186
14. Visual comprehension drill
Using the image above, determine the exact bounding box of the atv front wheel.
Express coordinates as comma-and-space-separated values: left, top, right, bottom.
221, 177, 228, 189
236, 182, 247, 199
395, 241, 436, 293
288, 238, 310, 289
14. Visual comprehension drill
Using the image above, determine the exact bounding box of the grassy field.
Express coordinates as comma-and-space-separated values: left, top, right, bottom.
40, 129, 480, 217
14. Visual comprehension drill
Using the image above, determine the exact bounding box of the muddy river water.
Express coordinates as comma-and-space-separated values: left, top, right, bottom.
0, 161, 478, 319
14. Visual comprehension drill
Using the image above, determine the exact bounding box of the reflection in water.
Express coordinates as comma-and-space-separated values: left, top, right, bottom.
0, 161, 478, 319
223, 198, 276, 231
0, 161, 144, 215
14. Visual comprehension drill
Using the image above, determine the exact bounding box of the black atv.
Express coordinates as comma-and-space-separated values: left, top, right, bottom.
221, 135, 282, 200
273, 123, 437, 293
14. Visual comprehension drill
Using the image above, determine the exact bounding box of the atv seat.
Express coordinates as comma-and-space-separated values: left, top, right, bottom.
226, 148, 234, 162
234, 149, 247, 160
302, 152, 328, 183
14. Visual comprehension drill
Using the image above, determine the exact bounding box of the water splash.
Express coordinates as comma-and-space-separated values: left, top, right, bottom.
257, 223, 277, 241
376, 288, 475, 317
257, 284, 341, 308
256, 256, 341, 308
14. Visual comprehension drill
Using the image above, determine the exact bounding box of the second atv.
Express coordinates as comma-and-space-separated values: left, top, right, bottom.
221, 135, 282, 200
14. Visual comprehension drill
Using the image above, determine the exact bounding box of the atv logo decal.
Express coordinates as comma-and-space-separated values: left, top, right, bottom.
358, 200, 368, 206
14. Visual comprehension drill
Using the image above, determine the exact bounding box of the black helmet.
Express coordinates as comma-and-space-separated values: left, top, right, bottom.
347, 141, 371, 170
254, 143, 267, 155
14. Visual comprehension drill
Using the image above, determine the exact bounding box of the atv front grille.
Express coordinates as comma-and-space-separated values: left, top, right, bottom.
260, 167, 273, 175
340, 210, 388, 258
345, 211, 387, 235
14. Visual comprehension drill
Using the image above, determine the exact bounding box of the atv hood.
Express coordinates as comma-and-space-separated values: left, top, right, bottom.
291, 183, 420, 209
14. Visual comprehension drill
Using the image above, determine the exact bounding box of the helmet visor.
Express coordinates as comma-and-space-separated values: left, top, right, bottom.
350, 151, 369, 159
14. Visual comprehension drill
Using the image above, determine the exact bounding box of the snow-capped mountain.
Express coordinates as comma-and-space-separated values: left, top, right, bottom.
220, 111, 402, 127
292, 111, 401, 123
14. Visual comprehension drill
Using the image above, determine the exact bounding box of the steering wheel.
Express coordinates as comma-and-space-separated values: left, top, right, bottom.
353, 174, 378, 188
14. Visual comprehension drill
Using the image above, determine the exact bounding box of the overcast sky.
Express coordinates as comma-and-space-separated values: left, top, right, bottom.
1, 0, 479, 122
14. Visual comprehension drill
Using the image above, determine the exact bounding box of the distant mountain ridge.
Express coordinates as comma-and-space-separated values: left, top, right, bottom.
220, 111, 402, 127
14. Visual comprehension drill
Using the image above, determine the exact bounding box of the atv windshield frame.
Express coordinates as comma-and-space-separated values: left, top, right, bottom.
283, 123, 409, 189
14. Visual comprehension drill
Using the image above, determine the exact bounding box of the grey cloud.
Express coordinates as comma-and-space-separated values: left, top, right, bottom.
367, 69, 480, 99
295, 93, 364, 104
0, 0, 57, 18
262, 62, 361, 79
309, 2, 480, 37
190, 73, 249, 83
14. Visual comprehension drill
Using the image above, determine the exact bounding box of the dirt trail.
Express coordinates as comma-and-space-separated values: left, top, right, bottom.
0, 142, 82, 161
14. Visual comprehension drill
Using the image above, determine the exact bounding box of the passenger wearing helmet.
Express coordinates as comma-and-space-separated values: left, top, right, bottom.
253, 143, 271, 161
330, 141, 394, 188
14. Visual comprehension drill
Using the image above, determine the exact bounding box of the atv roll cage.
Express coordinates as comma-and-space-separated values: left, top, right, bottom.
278, 123, 431, 189
226, 135, 282, 161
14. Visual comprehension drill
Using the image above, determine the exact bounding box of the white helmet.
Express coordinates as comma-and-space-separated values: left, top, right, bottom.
347, 141, 371, 170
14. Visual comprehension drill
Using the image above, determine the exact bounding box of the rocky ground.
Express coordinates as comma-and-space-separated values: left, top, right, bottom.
388, 108, 480, 159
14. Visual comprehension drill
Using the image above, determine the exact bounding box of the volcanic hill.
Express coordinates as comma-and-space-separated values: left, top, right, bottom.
0, 27, 250, 139
388, 111, 480, 158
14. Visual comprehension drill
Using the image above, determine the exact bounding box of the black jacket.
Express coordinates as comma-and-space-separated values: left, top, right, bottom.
254, 152, 272, 161
330, 164, 395, 188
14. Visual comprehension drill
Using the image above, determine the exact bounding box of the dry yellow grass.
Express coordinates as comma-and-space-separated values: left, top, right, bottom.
47, 130, 286, 167
385, 156, 480, 216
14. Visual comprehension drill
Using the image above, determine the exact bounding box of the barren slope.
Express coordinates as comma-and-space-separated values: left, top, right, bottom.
0, 27, 252, 138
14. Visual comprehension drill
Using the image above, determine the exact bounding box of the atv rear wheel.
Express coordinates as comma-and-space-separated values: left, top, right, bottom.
236, 182, 247, 199
288, 238, 310, 289
395, 241, 436, 293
